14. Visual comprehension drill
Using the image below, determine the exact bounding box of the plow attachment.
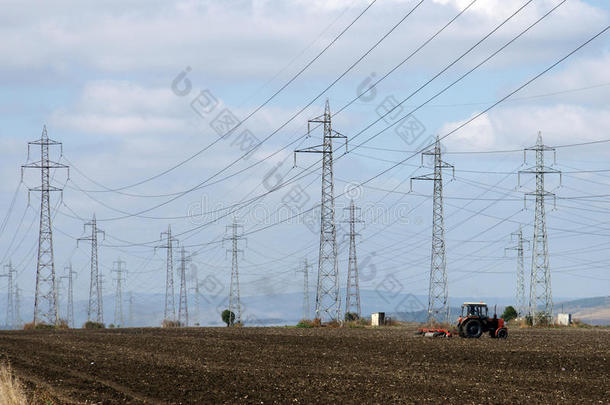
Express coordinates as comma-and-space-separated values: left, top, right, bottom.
415, 328, 454, 338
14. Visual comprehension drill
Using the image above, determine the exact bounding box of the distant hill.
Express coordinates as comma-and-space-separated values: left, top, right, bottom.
555, 296, 610, 326
7, 292, 608, 328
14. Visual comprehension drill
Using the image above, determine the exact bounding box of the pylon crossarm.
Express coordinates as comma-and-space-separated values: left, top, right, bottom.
410, 174, 435, 192
295, 146, 325, 153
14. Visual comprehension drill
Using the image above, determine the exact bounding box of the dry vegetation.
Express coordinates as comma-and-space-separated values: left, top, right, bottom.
0, 363, 28, 405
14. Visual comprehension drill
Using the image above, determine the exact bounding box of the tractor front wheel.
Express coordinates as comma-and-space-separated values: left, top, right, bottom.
496, 328, 508, 339
463, 319, 483, 338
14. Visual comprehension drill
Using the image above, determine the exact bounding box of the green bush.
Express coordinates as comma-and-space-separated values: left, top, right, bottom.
344, 312, 359, 322
296, 319, 314, 328
501, 306, 518, 322
221, 310, 236, 327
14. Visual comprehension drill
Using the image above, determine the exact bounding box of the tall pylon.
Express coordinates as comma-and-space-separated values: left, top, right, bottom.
343, 200, 363, 319
14, 284, 22, 328
1, 262, 16, 328
128, 292, 134, 327
77, 215, 105, 323
224, 221, 244, 325
112, 258, 127, 327
21, 125, 69, 325
157, 226, 178, 322
505, 227, 529, 318
178, 247, 190, 327
190, 278, 200, 326
60, 264, 77, 327
296, 259, 310, 320
411, 136, 454, 323
519, 131, 561, 325
295, 100, 347, 321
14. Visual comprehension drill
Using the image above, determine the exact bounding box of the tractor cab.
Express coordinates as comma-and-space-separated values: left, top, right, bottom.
461, 302, 489, 319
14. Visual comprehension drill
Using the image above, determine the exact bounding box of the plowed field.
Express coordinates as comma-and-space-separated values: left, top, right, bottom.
0, 326, 608, 404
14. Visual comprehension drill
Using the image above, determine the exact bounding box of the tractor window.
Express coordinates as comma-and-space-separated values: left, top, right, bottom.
464, 305, 488, 317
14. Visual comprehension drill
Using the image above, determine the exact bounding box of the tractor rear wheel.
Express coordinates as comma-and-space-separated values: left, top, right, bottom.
496, 328, 508, 339
463, 319, 483, 338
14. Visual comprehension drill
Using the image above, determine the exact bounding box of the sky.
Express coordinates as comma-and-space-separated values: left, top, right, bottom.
0, 0, 609, 324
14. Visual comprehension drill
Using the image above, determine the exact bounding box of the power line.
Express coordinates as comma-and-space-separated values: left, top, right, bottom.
67, 0, 380, 195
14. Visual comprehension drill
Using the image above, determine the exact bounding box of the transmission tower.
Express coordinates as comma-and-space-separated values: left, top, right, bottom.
60, 264, 77, 327
519, 131, 561, 325
14, 284, 22, 327
21, 125, 69, 325
128, 292, 134, 327
190, 278, 200, 326
77, 215, 105, 323
294, 100, 347, 321
157, 226, 178, 321
112, 258, 127, 327
178, 247, 190, 327
411, 136, 454, 323
505, 227, 529, 318
1, 262, 16, 328
296, 259, 310, 320
224, 221, 244, 325
343, 200, 363, 319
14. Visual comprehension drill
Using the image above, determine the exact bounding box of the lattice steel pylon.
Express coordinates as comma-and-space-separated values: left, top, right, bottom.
411, 136, 454, 324
189, 275, 200, 326
519, 131, 561, 325
77, 215, 105, 323
128, 292, 134, 327
178, 247, 190, 327
296, 259, 310, 320
14, 284, 22, 328
157, 226, 179, 322
1, 262, 16, 328
294, 100, 347, 321
21, 125, 69, 325
224, 221, 244, 325
112, 258, 127, 327
505, 227, 529, 318
344, 199, 363, 319
60, 264, 77, 327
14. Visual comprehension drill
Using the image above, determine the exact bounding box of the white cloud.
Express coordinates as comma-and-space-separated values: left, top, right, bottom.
48, 80, 190, 135
519, 52, 610, 107
440, 104, 610, 151
0, 0, 606, 80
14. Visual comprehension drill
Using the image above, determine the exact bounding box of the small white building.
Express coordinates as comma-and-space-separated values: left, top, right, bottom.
557, 313, 572, 326
371, 312, 385, 326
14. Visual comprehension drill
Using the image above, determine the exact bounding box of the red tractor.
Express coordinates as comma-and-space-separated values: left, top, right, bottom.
457, 302, 508, 339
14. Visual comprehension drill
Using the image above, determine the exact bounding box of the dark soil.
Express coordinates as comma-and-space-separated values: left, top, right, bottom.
0, 326, 608, 404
